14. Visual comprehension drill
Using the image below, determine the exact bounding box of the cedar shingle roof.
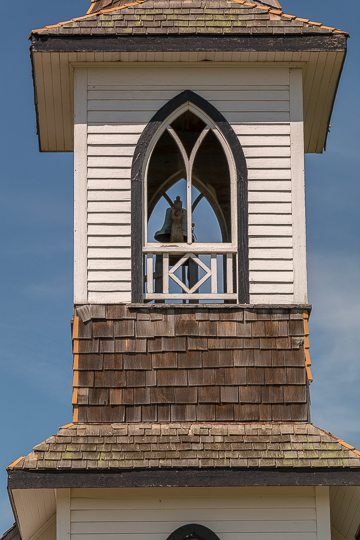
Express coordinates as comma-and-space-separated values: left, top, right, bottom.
31, 0, 347, 37
87, 0, 281, 15
8, 423, 360, 471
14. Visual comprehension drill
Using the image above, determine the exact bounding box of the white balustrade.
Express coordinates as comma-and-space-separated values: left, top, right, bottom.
143, 245, 237, 301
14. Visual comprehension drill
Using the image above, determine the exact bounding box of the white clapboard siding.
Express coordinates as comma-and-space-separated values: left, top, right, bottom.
88, 292, 131, 303
248, 181, 291, 191
88, 259, 132, 270
70, 487, 317, 540
251, 294, 294, 303
87, 168, 132, 179
249, 226, 292, 237
249, 249, 293, 260
88, 201, 131, 212
248, 169, 292, 180
88, 156, 134, 168
244, 146, 291, 157
250, 259, 293, 271
88, 225, 131, 236
250, 272, 293, 283
250, 283, 294, 294
88, 146, 136, 156
249, 215, 292, 225
249, 203, 292, 214
88, 271, 131, 281
88, 90, 290, 101
88, 180, 131, 190
88, 248, 131, 259
249, 237, 293, 247
87, 213, 131, 224
88, 282, 131, 292
79, 65, 298, 303
88, 190, 131, 201
87, 124, 146, 133
88, 99, 290, 113
88, 236, 131, 247
248, 192, 292, 203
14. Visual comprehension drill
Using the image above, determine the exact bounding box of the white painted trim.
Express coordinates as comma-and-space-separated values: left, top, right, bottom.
316, 486, 331, 540
290, 68, 308, 303
74, 68, 88, 304
73, 61, 307, 69
56, 489, 70, 540
143, 244, 236, 253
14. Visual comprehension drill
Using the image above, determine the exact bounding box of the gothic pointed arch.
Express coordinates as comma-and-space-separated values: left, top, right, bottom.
131, 90, 248, 303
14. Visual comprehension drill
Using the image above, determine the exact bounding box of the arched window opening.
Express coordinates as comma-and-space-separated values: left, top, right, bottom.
144, 106, 237, 303
166, 524, 221, 540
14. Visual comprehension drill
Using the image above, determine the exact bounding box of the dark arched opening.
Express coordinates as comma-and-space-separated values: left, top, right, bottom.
166, 524, 221, 540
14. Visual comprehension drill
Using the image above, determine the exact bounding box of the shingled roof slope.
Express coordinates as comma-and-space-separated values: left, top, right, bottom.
8, 423, 360, 470
0, 526, 21, 540
87, 0, 281, 15
31, 0, 347, 37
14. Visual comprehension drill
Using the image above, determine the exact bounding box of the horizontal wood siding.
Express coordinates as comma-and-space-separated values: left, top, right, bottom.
70, 487, 316, 540
83, 66, 294, 303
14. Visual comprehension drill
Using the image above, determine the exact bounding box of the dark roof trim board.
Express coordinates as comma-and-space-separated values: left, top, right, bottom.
30, 34, 347, 54
8, 468, 360, 489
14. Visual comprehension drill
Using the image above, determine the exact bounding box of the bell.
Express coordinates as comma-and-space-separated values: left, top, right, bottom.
154, 206, 188, 243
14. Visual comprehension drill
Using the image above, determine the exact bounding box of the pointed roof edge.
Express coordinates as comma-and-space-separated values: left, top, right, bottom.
30, 0, 348, 37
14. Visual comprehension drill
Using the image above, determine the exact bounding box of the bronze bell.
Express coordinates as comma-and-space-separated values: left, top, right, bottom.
154, 203, 188, 243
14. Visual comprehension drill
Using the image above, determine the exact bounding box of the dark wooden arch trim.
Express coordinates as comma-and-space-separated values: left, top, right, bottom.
131, 89, 249, 303
167, 524, 221, 540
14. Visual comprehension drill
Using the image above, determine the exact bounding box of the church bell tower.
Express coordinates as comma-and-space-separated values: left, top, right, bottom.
4, 3, 360, 540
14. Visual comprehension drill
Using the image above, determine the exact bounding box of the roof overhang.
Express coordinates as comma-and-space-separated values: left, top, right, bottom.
7, 468, 360, 540
7, 488, 55, 540
30, 33, 347, 154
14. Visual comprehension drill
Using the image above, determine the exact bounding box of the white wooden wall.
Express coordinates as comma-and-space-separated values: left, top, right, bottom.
59, 486, 329, 540
74, 65, 307, 305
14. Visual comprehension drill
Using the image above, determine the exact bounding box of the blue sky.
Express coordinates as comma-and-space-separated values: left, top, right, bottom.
0, 0, 359, 533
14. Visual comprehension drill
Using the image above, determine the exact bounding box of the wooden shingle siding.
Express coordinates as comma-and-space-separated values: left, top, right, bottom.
70, 487, 317, 540
72, 305, 310, 423
75, 66, 301, 304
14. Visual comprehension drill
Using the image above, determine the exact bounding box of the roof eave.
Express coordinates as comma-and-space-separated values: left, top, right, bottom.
30, 32, 348, 54
8, 466, 360, 489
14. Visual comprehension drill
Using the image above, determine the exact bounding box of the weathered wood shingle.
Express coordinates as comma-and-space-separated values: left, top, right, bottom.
31, 0, 347, 37
72, 305, 311, 423
9, 423, 360, 471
